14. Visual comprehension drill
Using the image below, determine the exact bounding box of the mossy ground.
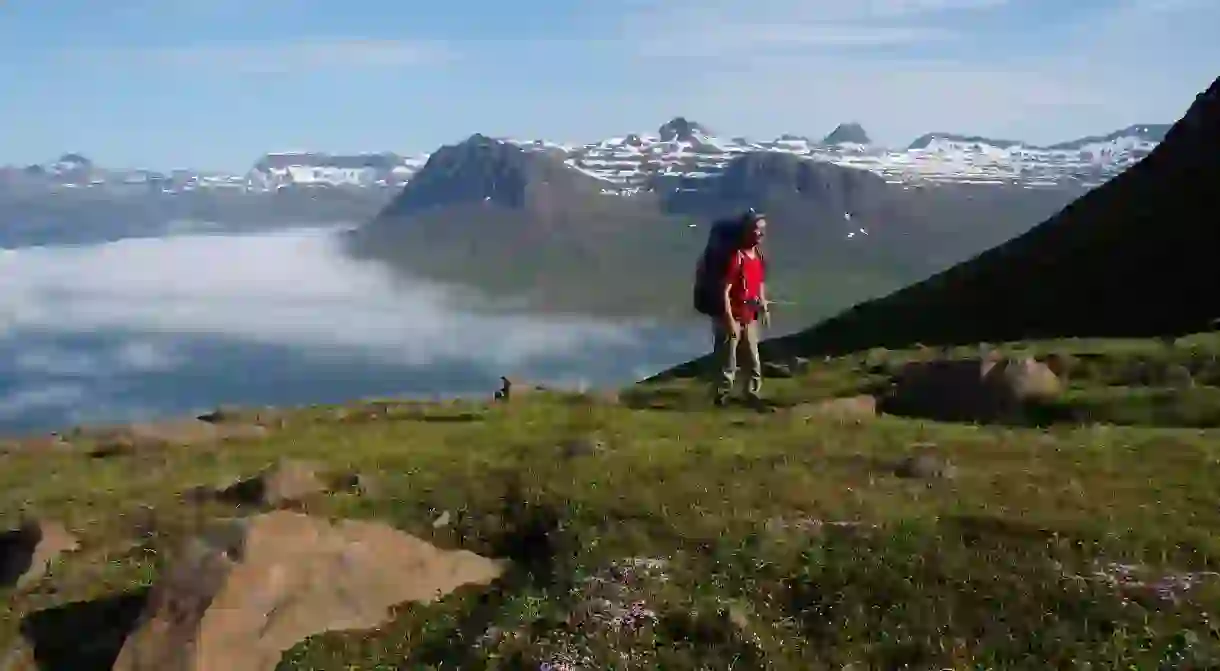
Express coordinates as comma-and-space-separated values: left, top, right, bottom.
2, 334, 1220, 669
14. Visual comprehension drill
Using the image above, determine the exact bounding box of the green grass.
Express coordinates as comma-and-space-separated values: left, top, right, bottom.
3, 335, 1220, 669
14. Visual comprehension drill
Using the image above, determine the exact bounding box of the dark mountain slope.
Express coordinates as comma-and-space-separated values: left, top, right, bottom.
345, 134, 690, 315
374, 133, 610, 216
747, 76, 1220, 358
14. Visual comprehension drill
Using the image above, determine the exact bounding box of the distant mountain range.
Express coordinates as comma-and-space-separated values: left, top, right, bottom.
1, 121, 1169, 198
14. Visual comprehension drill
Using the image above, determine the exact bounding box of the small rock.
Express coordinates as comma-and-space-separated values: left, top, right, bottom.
0, 520, 79, 590
198, 405, 287, 428
212, 459, 329, 508
895, 453, 956, 480
493, 377, 512, 401
560, 435, 605, 459
727, 603, 751, 631
1165, 364, 1195, 388
330, 471, 382, 498
492, 377, 546, 402
761, 362, 793, 378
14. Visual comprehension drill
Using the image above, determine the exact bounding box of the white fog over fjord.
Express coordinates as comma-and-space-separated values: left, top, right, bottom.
0, 226, 704, 432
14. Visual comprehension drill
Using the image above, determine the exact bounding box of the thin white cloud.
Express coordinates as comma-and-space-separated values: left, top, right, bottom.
619, 0, 1007, 56
64, 39, 456, 73
636, 25, 954, 57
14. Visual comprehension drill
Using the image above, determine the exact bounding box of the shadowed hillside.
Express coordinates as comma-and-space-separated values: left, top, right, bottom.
742, 76, 1220, 359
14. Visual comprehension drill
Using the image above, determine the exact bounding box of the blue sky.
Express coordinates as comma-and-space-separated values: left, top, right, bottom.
3, 0, 1217, 171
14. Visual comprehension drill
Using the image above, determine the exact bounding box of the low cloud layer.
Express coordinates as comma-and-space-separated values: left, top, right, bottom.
0, 227, 703, 430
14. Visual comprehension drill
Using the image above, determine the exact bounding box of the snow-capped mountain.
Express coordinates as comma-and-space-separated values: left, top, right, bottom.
2, 121, 1168, 196
245, 152, 427, 190
502, 120, 1170, 191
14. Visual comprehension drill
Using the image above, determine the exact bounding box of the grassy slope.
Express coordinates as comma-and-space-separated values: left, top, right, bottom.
3, 333, 1220, 669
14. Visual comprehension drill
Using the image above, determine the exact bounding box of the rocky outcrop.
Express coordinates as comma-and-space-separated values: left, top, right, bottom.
657, 117, 712, 142
188, 459, 380, 508
0, 520, 78, 590
112, 511, 504, 671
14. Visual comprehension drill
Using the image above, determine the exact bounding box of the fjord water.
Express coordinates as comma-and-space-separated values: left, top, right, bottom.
0, 222, 706, 434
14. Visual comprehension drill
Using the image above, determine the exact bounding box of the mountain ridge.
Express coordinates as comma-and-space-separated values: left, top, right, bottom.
4, 120, 1170, 195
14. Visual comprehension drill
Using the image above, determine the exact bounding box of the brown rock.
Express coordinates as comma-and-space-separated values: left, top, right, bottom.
198, 405, 287, 428
492, 377, 548, 402
215, 459, 329, 508
882, 356, 1061, 422
329, 471, 382, 498
560, 435, 605, 459
0, 520, 79, 590
112, 511, 504, 671
895, 452, 957, 480
982, 356, 1062, 401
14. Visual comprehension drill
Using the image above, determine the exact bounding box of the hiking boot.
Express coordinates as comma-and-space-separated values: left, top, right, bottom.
713, 393, 731, 407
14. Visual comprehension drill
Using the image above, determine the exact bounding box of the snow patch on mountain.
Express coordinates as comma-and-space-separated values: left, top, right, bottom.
501, 121, 1165, 189
5, 121, 1167, 195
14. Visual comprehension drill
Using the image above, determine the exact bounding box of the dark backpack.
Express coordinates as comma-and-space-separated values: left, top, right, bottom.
692, 218, 766, 316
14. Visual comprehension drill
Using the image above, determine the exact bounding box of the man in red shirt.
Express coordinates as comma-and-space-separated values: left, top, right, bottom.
712, 212, 770, 406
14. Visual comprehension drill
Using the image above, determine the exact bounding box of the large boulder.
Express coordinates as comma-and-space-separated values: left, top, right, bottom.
881, 355, 1061, 422
112, 511, 505, 671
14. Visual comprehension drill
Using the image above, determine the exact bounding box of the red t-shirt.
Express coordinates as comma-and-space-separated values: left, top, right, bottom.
723, 249, 765, 323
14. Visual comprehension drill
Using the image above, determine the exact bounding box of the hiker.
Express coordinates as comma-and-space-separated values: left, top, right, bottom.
693, 209, 770, 406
